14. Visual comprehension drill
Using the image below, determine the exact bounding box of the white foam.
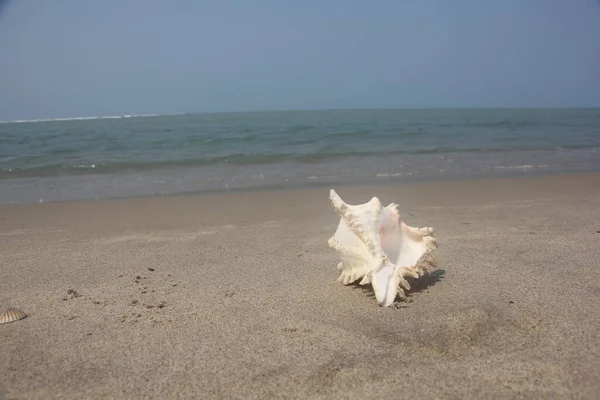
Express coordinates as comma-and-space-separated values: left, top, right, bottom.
492, 164, 550, 170
0, 113, 165, 124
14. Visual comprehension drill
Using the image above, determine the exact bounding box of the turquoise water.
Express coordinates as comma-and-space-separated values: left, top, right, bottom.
1, 108, 599, 203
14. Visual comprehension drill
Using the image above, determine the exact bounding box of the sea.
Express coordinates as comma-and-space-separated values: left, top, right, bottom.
1, 108, 599, 204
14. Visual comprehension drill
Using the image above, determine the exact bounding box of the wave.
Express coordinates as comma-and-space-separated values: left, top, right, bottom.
1, 145, 598, 180
0, 113, 167, 124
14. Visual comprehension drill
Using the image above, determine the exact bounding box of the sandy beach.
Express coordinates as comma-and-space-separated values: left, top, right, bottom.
1, 173, 599, 399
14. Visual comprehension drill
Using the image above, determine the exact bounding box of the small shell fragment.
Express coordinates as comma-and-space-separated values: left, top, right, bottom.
0, 308, 27, 324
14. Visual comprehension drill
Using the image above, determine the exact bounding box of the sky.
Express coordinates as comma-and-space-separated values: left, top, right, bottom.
0, 0, 599, 120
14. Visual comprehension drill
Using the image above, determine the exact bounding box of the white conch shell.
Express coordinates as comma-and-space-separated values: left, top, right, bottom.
328, 189, 438, 307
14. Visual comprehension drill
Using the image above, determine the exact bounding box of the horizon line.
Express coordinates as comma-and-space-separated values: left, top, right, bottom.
1, 106, 599, 124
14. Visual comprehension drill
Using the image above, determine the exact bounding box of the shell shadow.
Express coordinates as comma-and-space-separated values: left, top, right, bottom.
348, 268, 446, 300
406, 268, 446, 294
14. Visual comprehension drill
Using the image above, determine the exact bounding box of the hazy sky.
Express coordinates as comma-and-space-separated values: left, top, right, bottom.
0, 0, 599, 120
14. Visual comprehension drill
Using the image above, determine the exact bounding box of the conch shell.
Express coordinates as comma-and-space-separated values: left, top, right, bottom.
327, 189, 438, 307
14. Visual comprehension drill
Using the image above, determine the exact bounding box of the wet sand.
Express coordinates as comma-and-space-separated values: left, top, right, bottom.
1, 173, 599, 399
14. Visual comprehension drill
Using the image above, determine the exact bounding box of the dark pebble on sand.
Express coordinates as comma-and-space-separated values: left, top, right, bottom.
148, 268, 155, 271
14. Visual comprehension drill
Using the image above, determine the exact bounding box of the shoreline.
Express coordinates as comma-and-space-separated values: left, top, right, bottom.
1, 172, 599, 398
1, 167, 599, 206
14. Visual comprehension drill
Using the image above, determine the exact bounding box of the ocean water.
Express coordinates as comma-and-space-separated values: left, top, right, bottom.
1, 108, 599, 203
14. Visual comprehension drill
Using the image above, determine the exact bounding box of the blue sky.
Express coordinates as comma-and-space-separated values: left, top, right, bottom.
0, 0, 599, 120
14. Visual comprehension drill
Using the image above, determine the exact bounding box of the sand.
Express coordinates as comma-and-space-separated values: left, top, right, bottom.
1, 173, 599, 399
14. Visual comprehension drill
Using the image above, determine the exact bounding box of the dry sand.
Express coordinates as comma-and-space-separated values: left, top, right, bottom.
1, 173, 599, 399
